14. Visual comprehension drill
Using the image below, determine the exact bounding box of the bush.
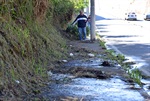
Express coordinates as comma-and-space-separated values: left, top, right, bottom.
66, 25, 78, 39
66, 24, 90, 40
86, 26, 90, 36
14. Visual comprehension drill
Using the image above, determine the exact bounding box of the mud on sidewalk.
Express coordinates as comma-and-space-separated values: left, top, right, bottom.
37, 40, 150, 101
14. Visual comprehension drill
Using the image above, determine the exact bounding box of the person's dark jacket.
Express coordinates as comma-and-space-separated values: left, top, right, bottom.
72, 14, 87, 28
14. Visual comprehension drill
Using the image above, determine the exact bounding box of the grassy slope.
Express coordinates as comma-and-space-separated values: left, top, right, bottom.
0, 0, 73, 100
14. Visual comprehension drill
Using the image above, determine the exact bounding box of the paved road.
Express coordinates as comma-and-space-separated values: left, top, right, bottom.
95, 0, 150, 77
96, 19, 150, 77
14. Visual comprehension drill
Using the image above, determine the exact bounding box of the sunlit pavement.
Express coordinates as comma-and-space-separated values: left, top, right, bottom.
94, 0, 150, 98
96, 18, 150, 75
95, 0, 150, 76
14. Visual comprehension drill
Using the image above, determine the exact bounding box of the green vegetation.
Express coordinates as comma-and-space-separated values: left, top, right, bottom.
99, 39, 106, 49
66, 24, 90, 40
1, 0, 143, 99
0, 0, 88, 100
127, 68, 142, 86
97, 34, 106, 49
98, 38, 143, 86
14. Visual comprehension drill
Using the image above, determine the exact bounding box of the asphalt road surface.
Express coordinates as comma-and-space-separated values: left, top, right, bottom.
95, 0, 150, 77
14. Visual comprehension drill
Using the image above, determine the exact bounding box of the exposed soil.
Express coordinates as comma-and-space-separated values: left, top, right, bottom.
27, 39, 150, 101
51, 39, 150, 101
62, 39, 129, 78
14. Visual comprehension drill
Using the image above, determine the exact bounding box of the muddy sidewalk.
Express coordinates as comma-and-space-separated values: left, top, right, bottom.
36, 39, 150, 101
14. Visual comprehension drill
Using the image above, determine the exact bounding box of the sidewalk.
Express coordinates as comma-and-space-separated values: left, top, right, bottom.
46, 38, 150, 101
34, 37, 150, 100
68, 39, 104, 53
67, 39, 128, 76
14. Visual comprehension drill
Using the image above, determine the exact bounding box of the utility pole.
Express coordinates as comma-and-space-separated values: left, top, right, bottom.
90, 0, 95, 41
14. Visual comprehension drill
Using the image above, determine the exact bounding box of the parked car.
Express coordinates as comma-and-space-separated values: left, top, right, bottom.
144, 12, 150, 20
125, 12, 137, 20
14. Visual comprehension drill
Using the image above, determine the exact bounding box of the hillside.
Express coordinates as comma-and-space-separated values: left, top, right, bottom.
0, 0, 85, 100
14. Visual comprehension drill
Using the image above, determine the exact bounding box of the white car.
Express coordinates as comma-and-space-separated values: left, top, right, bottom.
144, 12, 150, 20
125, 12, 137, 20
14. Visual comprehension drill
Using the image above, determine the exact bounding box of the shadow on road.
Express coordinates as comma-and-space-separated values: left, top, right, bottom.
95, 15, 113, 21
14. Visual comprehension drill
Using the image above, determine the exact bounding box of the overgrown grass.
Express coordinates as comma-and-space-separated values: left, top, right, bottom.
0, 17, 68, 100
127, 68, 142, 86
99, 39, 106, 49
0, 0, 89, 99
0, 1, 68, 100
97, 36, 143, 86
